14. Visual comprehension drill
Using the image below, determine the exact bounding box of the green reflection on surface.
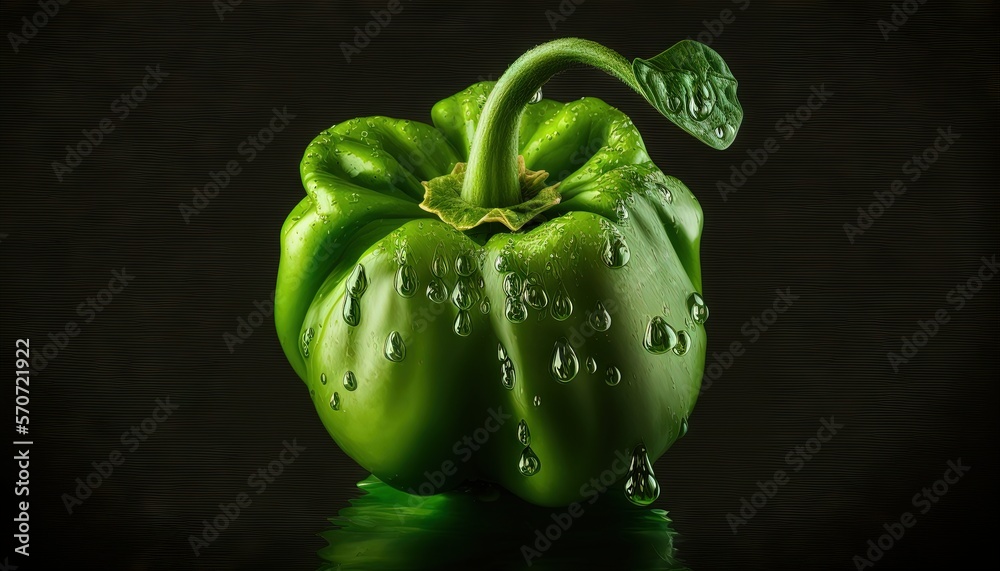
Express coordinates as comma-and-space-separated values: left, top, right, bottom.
318, 476, 687, 571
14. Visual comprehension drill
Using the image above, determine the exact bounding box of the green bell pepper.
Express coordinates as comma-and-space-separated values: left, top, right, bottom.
276, 38, 742, 507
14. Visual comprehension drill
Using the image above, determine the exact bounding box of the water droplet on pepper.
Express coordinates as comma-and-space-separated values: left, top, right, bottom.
550, 338, 579, 382
624, 442, 660, 506
643, 317, 677, 354
384, 331, 406, 362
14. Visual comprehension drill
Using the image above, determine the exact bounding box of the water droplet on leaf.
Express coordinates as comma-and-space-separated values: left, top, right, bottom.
320, 373, 327, 385
529, 88, 543, 104
329, 392, 341, 411
586, 356, 597, 374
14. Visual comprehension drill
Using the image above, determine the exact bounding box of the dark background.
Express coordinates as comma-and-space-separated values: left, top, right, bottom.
2, 0, 998, 569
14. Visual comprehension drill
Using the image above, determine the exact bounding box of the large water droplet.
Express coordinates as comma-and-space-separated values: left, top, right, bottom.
643, 317, 677, 354
517, 419, 530, 446
384, 331, 405, 362
343, 371, 357, 391
523, 284, 549, 310
505, 298, 527, 323
529, 88, 543, 104
605, 365, 622, 386
688, 292, 709, 324
589, 301, 612, 332
679, 417, 689, 438
426, 279, 447, 303
431, 254, 449, 278
394, 264, 418, 297
329, 392, 341, 411
453, 310, 472, 336
551, 290, 573, 321
550, 338, 579, 382
497, 342, 507, 361
480, 296, 491, 314
320, 373, 327, 385
714, 125, 725, 139
451, 278, 475, 310
673, 330, 691, 356
519, 446, 541, 476
586, 356, 598, 374
533, 395, 542, 407
347, 264, 368, 297
688, 82, 715, 121
503, 273, 523, 297
624, 443, 660, 506
602, 234, 631, 268
455, 253, 475, 277
301, 327, 315, 357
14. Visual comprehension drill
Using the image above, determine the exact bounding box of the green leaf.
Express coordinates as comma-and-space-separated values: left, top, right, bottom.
632, 40, 743, 150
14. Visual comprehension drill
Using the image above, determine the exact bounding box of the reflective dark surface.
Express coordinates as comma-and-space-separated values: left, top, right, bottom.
318, 476, 687, 571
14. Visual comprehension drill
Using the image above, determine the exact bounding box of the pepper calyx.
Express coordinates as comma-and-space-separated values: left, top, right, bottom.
420, 156, 560, 232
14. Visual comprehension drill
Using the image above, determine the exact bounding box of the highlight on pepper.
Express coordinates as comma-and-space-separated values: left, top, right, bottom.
275, 38, 742, 507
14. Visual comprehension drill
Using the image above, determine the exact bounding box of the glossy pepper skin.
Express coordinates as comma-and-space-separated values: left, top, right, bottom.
276, 39, 741, 507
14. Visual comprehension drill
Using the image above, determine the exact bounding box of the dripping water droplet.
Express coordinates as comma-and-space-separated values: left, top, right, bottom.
624, 443, 660, 506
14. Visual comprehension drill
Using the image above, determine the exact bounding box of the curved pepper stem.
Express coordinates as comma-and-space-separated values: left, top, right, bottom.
461, 38, 743, 209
